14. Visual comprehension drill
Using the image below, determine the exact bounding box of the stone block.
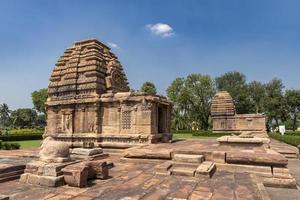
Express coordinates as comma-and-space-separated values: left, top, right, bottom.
20, 173, 64, 187
0, 195, 9, 200
217, 163, 272, 177
62, 164, 89, 187
71, 148, 103, 156
173, 154, 204, 164
226, 151, 288, 167
212, 151, 226, 163
263, 177, 297, 189
171, 167, 195, 177
84, 160, 109, 180
195, 161, 216, 178
155, 161, 172, 175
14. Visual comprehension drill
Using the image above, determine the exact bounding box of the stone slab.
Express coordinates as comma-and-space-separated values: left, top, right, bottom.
263, 177, 297, 189
195, 161, 216, 178
71, 148, 103, 156
226, 151, 288, 167
171, 167, 195, 177
173, 154, 204, 163
0, 195, 9, 200
62, 164, 89, 188
217, 163, 272, 177
20, 173, 65, 187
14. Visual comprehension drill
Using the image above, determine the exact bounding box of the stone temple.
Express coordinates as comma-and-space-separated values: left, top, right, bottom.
211, 91, 267, 136
45, 39, 172, 148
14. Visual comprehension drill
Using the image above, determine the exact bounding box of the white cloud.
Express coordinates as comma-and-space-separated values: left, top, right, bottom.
107, 42, 119, 49
146, 23, 175, 37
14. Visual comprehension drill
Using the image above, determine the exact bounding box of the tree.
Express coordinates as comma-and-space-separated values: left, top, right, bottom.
140, 82, 157, 95
264, 78, 287, 128
10, 108, 38, 128
0, 103, 11, 128
285, 89, 300, 131
167, 74, 215, 130
215, 71, 254, 113
31, 88, 48, 114
248, 81, 266, 113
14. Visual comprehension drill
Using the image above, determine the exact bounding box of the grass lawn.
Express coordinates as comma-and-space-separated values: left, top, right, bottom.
269, 133, 300, 147
7, 140, 42, 149
173, 133, 225, 139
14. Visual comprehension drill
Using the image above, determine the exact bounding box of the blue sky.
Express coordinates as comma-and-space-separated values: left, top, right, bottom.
1, 0, 300, 109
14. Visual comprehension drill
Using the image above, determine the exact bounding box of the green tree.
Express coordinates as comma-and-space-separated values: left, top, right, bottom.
167, 74, 215, 130
31, 88, 48, 114
167, 77, 190, 130
140, 81, 157, 95
264, 78, 287, 128
215, 71, 254, 113
285, 89, 300, 131
0, 103, 11, 128
248, 81, 266, 113
10, 108, 38, 128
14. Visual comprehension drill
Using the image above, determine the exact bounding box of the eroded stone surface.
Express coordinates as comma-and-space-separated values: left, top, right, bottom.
45, 39, 172, 148
211, 91, 267, 136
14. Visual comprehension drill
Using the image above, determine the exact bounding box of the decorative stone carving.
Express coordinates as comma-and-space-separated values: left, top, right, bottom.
45, 39, 172, 148
39, 136, 70, 163
211, 91, 267, 136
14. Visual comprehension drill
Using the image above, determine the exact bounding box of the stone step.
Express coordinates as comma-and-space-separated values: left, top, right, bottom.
0, 169, 24, 179
171, 167, 195, 177
173, 154, 204, 164
0, 174, 21, 183
195, 161, 216, 178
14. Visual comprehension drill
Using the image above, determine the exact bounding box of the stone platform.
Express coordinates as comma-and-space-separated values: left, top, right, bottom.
0, 139, 299, 199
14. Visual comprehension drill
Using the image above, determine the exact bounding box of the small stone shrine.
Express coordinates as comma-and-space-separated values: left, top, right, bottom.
45, 39, 172, 148
211, 91, 267, 136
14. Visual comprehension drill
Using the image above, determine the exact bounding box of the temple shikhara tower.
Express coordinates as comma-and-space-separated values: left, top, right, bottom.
45, 39, 172, 148
211, 91, 267, 136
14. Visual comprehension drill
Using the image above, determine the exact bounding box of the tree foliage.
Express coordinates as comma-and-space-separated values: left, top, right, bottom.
140, 81, 157, 95
0, 103, 11, 128
285, 89, 300, 131
215, 71, 254, 113
167, 74, 215, 130
31, 88, 47, 114
10, 108, 38, 128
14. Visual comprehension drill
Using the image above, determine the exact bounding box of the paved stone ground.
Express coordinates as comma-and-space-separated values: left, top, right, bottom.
0, 138, 299, 199
0, 154, 260, 200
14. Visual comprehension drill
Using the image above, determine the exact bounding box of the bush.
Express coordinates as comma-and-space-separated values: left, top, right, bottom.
0, 140, 2, 149
172, 130, 237, 137
10, 143, 21, 149
0, 134, 43, 141
2, 142, 12, 150
269, 133, 300, 147
8, 128, 44, 135
1, 142, 21, 150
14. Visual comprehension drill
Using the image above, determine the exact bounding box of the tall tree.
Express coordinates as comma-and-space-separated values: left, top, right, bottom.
215, 71, 254, 113
31, 88, 48, 114
0, 103, 11, 128
264, 78, 287, 127
167, 74, 215, 130
167, 77, 191, 130
285, 89, 300, 131
140, 81, 157, 95
248, 81, 266, 113
10, 108, 38, 128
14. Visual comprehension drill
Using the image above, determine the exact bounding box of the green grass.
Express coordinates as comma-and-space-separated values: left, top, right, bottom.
172, 130, 234, 140
7, 140, 42, 149
269, 133, 300, 147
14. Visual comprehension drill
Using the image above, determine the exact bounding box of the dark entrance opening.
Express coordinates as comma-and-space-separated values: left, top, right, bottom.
158, 106, 165, 133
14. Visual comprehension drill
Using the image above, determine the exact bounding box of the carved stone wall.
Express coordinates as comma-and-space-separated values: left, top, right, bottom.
211, 91, 266, 136
45, 39, 172, 148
